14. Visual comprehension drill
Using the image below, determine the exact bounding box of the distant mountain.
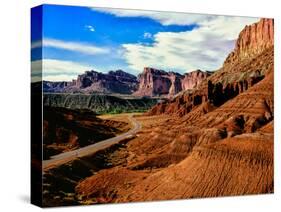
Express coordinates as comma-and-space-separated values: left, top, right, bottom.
42, 81, 73, 93
42, 69, 139, 94
40, 68, 211, 97
133, 67, 212, 97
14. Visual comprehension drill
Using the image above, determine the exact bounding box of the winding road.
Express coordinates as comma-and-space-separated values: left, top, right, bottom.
43, 114, 141, 171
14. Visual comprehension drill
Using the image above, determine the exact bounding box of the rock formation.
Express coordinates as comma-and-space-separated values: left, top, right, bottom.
148, 18, 274, 116
41, 69, 139, 94
181, 70, 211, 91
42, 81, 73, 93
39, 67, 211, 97
134, 67, 211, 97
224, 18, 274, 66
69, 69, 139, 94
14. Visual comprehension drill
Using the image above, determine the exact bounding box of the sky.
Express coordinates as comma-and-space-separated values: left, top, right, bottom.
31, 4, 259, 82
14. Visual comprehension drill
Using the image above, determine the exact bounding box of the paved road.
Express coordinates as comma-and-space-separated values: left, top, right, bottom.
43, 114, 141, 171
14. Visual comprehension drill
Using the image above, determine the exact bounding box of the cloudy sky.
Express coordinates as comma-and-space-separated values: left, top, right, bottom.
31, 5, 259, 82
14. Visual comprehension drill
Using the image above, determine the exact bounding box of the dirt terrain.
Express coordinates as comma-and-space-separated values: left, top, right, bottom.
43, 107, 130, 159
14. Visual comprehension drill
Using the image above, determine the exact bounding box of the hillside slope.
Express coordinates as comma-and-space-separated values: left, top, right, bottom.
43, 107, 130, 159
43, 93, 158, 114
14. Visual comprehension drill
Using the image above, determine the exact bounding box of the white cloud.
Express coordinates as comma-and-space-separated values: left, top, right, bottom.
31, 59, 93, 82
92, 8, 214, 26
122, 16, 259, 73
85, 25, 95, 32
143, 32, 152, 39
31, 38, 108, 55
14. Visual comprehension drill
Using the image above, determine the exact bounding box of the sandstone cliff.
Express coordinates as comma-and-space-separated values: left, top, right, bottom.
224, 18, 274, 66
181, 70, 211, 91
134, 67, 211, 97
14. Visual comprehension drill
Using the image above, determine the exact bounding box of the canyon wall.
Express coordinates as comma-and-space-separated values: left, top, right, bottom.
134, 67, 211, 97
224, 18, 274, 66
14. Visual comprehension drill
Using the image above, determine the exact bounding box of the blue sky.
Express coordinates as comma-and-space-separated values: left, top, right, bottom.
31, 4, 259, 82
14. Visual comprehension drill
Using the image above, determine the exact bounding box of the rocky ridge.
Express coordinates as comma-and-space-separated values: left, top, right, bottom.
42, 70, 138, 94
73, 70, 138, 94
134, 67, 211, 97
41, 68, 211, 97
224, 18, 274, 66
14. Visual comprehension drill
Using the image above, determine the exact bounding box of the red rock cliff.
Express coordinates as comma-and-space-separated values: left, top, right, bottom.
134, 67, 211, 97
181, 70, 211, 91
224, 18, 274, 65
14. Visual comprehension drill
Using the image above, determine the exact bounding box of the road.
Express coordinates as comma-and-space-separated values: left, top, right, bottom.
43, 114, 141, 171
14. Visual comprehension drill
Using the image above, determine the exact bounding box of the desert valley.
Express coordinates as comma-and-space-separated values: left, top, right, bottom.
35, 18, 274, 206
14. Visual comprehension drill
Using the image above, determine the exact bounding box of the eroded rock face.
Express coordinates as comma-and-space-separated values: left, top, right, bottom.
41, 70, 139, 94
73, 70, 138, 94
181, 70, 211, 91
224, 18, 274, 66
134, 67, 211, 97
42, 68, 210, 96
42, 81, 75, 93
134, 68, 176, 96
168, 72, 183, 96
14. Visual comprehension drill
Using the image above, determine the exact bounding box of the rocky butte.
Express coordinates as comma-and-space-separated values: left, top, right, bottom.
134, 67, 211, 97
41, 67, 212, 97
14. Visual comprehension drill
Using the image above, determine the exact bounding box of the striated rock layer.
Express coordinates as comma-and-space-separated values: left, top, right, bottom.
181, 69, 212, 91
134, 67, 211, 97
225, 18, 274, 66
